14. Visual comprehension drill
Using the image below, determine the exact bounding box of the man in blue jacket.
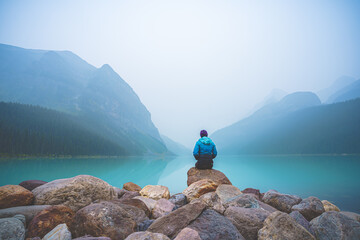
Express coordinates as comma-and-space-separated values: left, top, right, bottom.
193, 130, 217, 169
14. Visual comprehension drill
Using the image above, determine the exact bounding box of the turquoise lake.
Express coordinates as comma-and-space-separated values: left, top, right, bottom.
1, 155, 359, 213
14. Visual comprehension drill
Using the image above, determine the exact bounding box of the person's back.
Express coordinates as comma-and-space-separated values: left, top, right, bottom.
193, 130, 217, 169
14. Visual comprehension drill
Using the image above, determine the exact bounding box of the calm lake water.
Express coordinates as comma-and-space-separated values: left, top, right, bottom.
1, 155, 359, 213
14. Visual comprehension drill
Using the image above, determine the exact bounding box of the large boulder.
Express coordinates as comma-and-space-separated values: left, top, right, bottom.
310, 211, 360, 240
174, 228, 201, 240
241, 188, 263, 200
27, 205, 75, 238
262, 190, 302, 213
215, 184, 242, 203
118, 190, 140, 201
183, 179, 218, 202
123, 182, 142, 192
188, 209, 245, 240
0, 205, 51, 224
73, 237, 111, 240
108, 200, 149, 224
224, 206, 270, 240
291, 196, 325, 221
187, 167, 231, 186
258, 211, 315, 240
258, 201, 278, 213
32, 175, 116, 211
125, 232, 170, 240
0, 214, 26, 240
341, 211, 360, 223
19, 180, 47, 191
169, 193, 187, 210
42, 223, 71, 240
147, 200, 206, 239
198, 192, 225, 214
73, 201, 136, 239
290, 211, 315, 235
117, 198, 151, 217
224, 194, 260, 209
133, 196, 157, 211
0, 185, 34, 209
322, 200, 340, 212
152, 199, 175, 219
140, 185, 170, 200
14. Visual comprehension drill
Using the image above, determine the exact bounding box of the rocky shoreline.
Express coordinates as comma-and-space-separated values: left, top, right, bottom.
0, 167, 359, 240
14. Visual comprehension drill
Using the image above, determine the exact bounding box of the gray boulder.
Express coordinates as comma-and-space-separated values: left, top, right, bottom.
262, 190, 302, 213
224, 193, 260, 209
340, 211, 360, 223
169, 193, 187, 210
125, 232, 170, 240
0, 214, 26, 240
292, 196, 325, 221
224, 206, 270, 240
19, 180, 47, 191
0, 205, 51, 225
290, 211, 315, 235
310, 211, 360, 240
188, 209, 245, 240
137, 219, 155, 231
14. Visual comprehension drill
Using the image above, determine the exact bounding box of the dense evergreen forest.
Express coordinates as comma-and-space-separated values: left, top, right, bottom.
0, 102, 127, 156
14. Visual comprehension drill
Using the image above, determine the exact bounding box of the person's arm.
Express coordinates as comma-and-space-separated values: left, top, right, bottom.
193, 142, 200, 160
212, 143, 217, 159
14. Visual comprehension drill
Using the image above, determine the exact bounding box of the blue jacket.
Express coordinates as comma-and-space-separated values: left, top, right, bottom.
193, 137, 217, 159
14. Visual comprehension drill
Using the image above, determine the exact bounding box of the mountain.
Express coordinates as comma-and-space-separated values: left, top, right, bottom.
251, 88, 287, 113
326, 79, 360, 104
161, 135, 190, 156
317, 76, 356, 102
211, 91, 350, 154
0, 43, 167, 155
0, 102, 127, 156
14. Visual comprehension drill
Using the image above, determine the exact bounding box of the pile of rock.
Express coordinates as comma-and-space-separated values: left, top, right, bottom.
0, 168, 360, 240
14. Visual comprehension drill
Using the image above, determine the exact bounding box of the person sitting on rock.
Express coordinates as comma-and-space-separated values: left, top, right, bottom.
193, 130, 217, 169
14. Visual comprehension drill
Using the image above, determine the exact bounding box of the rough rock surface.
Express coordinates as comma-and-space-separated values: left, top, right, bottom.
119, 190, 140, 201
73, 201, 136, 239
198, 192, 225, 214
310, 211, 360, 240
188, 209, 245, 240
169, 193, 187, 209
137, 219, 155, 231
140, 185, 170, 200
0, 185, 34, 209
0, 205, 51, 224
183, 179, 218, 202
215, 184, 242, 203
174, 228, 201, 240
258, 211, 315, 240
187, 167, 231, 186
0, 215, 26, 240
108, 200, 149, 224
259, 201, 277, 213
32, 175, 116, 211
42, 223, 71, 240
125, 232, 170, 240
262, 190, 302, 213
224, 206, 270, 240
340, 211, 360, 223
134, 196, 157, 211
123, 182, 142, 192
224, 194, 260, 209
73, 236, 111, 240
291, 196, 325, 221
322, 200, 340, 212
19, 180, 47, 191
147, 201, 206, 239
27, 205, 75, 238
152, 198, 175, 219
290, 210, 315, 235
242, 188, 262, 200
117, 198, 151, 217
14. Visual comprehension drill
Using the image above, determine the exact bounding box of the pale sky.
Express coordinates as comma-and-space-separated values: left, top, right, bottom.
1, 0, 360, 147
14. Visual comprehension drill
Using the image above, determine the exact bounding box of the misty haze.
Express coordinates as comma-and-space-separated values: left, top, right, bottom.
0, 1, 360, 239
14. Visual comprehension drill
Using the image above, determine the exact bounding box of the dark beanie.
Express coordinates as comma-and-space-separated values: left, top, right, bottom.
200, 130, 208, 137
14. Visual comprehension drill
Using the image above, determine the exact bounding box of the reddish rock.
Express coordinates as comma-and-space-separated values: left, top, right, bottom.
152, 199, 175, 219
123, 182, 142, 192
117, 198, 150, 217
242, 188, 262, 200
19, 180, 47, 191
73, 201, 136, 239
174, 228, 201, 240
108, 200, 148, 224
187, 167, 231, 186
120, 190, 140, 201
27, 205, 75, 238
0, 185, 34, 209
